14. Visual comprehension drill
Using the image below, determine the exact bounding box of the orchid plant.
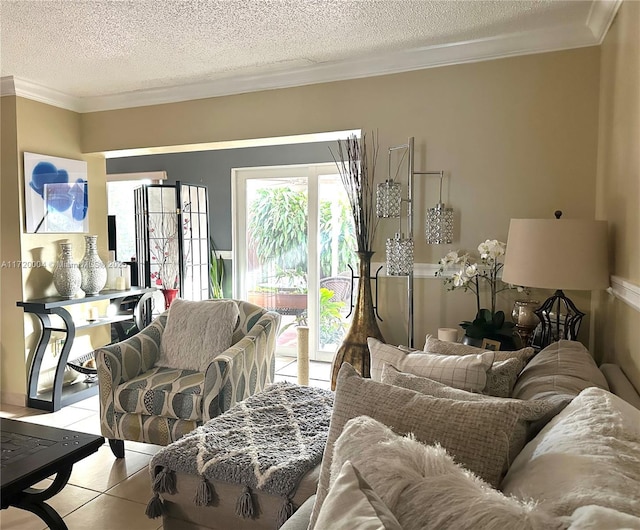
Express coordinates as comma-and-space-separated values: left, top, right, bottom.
437, 240, 527, 341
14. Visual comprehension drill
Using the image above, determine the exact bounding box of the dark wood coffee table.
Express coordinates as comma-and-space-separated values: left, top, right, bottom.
1, 418, 104, 529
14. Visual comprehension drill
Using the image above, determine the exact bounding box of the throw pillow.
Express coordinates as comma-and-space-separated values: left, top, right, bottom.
381, 364, 561, 465
511, 340, 609, 401
423, 336, 536, 364
485, 357, 524, 398
315, 460, 402, 530
329, 415, 563, 530
308, 363, 525, 529
157, 299, 240, 371
501, 386, 640, 518
368, 338, 494, 393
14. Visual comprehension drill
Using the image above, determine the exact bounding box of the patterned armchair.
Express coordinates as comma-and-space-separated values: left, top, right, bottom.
95, 300, 281, 457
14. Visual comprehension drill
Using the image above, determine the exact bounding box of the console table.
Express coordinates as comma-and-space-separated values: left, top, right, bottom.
17, 287, 156, 412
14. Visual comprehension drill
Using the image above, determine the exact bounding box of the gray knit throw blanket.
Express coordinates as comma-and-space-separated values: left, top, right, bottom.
146, 382, 334, 528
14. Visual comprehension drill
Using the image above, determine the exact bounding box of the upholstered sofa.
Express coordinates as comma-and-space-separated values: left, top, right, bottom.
281, 340, 640, 530
145, 339, 639, 529
95, 299, 280, 457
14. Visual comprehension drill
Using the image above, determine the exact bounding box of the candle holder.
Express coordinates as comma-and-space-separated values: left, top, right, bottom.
512, 299, 540, 347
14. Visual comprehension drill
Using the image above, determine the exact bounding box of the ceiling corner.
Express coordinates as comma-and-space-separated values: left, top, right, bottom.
0, 76, 17, 97
9, 76, 82, 112
586, 0, 623, 43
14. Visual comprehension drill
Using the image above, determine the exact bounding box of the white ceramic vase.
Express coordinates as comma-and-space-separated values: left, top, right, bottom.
79, 235, 107, 295
53, 242, 82, 298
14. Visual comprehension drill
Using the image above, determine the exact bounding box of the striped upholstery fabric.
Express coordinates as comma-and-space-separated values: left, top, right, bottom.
95, 299, 281, 447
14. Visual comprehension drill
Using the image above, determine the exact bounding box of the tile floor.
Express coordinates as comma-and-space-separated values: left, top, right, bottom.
0, 356, 331, 530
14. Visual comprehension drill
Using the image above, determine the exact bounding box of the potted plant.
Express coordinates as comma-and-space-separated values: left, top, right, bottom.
149, 212, 180, 309
436, 239, 527, 349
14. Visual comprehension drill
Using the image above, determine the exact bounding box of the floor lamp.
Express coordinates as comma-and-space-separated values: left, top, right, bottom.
502, 212, 609, 349
376, 137, 452, 348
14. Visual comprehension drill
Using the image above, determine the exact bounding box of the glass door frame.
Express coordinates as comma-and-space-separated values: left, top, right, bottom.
232, 162, 343, 362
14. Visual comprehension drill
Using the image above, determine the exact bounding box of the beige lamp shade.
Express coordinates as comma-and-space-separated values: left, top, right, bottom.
502, 218, 609, 291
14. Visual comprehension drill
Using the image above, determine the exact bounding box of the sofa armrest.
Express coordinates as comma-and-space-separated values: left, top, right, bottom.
202, 311, 281, 420
279, 495, 315, 530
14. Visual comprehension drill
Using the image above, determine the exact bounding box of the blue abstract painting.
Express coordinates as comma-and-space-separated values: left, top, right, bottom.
24, 152, 89, 233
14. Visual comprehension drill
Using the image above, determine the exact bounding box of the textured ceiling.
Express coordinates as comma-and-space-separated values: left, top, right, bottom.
0, 0, 612, 109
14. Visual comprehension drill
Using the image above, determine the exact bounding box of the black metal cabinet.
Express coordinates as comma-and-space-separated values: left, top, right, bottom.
17, 287, 155, 412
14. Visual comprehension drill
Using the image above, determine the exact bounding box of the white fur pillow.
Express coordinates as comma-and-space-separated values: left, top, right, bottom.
157, 299, 239, 371
368, 338, 494, 393
502, 386, 640, 518
330, 415, 563, 530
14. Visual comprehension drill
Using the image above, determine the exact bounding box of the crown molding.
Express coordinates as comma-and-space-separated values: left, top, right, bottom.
3, 0, 621, 114
586, 0, 623, 43
0, 76, 83, 112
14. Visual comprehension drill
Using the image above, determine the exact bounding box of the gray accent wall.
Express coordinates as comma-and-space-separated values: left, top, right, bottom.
106, 142, 337, 250
106, 142, 338, 295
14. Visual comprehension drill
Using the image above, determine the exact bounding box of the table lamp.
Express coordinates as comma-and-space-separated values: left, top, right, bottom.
502, 211, 609, 349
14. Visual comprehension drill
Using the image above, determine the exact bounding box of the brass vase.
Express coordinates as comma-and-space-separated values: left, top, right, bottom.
330, 251, 384, 390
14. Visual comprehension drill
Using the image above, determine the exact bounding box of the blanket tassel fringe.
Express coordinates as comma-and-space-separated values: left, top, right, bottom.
145, 493, 164, 519
194, 476, 217, 506
276, 496, 295, 528
153, 466, 177, 495
235, 486, 255, 518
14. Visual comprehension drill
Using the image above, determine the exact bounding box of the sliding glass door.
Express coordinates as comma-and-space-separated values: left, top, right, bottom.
233, 164, 356, 361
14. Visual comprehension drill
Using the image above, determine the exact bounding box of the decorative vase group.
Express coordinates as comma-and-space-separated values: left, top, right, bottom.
330, 251, 384, 390
54, 236, 107, 298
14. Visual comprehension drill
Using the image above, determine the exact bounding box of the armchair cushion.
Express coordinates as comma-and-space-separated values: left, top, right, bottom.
114, 366, 204, 422
158, 299, 240, 371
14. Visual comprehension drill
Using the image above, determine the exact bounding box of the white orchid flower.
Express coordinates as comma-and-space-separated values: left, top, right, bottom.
439, 251, 459, 267
452, 272, 467, 287
464, 264, 478, 278
479, 239, 506, 260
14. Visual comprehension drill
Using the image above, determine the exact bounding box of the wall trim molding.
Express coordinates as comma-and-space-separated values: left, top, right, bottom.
373, 262, 442, 278
608, 275, 640, 312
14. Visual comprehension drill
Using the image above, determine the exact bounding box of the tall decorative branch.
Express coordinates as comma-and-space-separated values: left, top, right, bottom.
331, 132, 379, 252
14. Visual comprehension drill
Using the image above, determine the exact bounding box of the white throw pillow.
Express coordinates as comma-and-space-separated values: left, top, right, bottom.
157, 299, 239, 371
368, 337, 494, 393
315, 460, 402, 530
330, 415, 563, 530
501, 386, 640, 518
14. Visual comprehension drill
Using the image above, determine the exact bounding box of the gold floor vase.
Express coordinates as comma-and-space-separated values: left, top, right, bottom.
330, 251, 385, 390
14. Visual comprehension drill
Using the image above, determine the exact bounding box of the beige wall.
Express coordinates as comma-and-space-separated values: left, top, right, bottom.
0, 97, 109, 404
594, 1, 640, 390
0, 96, 24, 403
83, 48, 601, 349
5, 41, 631, 403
